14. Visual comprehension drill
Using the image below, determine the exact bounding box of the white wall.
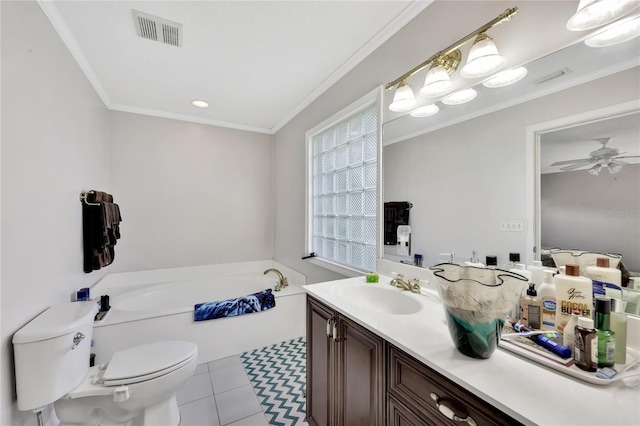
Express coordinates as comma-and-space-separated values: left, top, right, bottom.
383, 68, 639, 268
1, 2, 110, 424
541, 164, 640, 272
108, 112, 274, 272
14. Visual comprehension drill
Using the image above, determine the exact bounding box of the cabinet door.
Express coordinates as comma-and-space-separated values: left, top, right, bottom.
307, 296, 335, 426
337, 315, 385, 426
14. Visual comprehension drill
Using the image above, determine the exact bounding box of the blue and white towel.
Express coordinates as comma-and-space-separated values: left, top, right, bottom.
194, 289, 276, 322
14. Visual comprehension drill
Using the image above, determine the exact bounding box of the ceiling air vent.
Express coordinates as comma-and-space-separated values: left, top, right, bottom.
132, 10, 182, 47
534, 68, 573, 85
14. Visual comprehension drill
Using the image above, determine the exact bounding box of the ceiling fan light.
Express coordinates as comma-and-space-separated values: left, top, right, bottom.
588, 163, 602, 175
441, 88, 477, 105
410, 104, 440, 118
389, 82, 418, 112
460, 34, 506, 78
608, 161, 624, 173
585, 15, 640, 47
482, 67, 528, 88
567, 0, 640, 31
419, 65, 454, 97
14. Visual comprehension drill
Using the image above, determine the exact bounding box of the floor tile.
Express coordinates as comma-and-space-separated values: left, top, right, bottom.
208, 354, 242, 371
226, 412, 269, 426
210, 363, 251, 394
215, 384, 262, 425
177, 370, 214, 405
179, 396, 220, 426
193, 362, 210, 376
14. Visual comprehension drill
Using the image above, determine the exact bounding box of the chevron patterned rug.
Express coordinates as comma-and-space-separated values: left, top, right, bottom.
241, 337, 308, 425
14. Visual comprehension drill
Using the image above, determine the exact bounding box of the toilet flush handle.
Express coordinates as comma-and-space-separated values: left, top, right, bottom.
71, 332, 85, 350
113, 386, 130, 403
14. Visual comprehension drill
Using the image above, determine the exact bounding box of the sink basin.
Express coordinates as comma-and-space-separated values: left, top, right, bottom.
337, 286, 422, 315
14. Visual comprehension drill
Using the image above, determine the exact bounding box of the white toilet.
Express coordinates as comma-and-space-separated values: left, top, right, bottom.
13, 301, 198, 426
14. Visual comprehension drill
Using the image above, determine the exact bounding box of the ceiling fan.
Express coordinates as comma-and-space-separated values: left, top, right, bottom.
550, 137, 639, 175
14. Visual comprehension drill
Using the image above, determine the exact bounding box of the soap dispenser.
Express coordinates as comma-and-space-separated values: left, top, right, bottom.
465, 250, 485, 267
520, 283, 541, 329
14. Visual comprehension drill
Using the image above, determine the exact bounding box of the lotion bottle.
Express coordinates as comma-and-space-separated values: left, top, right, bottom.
587, 257, 622, 299
610, 297, 627, 364
465, 250, 485, 267
527, 260, 546, 288
554, 264, 593, 332
537, 270, 557, 331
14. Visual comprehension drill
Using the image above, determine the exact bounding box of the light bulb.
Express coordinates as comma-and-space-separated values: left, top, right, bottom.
389, 82, 417, 112
482, 67, 528, 88
192, 100, 209, 108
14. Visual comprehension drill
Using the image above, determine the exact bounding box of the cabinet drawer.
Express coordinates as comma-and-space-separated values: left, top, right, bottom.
388, 346, 522, 426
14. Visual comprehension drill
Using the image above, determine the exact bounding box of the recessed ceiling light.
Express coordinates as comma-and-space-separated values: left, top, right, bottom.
192, 100, 209, 108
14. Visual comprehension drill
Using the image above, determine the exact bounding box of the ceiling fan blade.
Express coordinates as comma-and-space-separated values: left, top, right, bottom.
551, 158, 592, 166
559, 160, 593, 171
613, 155, 640, 160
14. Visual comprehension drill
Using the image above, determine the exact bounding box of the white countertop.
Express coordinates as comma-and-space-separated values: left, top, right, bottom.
303, 275, 640, 426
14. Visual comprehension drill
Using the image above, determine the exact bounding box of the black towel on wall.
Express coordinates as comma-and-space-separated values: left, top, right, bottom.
82, 191, 122, 273
384, 201, 412, 245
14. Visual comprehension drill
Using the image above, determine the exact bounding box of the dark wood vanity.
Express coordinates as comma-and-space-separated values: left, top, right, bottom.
307, 295, 523, 426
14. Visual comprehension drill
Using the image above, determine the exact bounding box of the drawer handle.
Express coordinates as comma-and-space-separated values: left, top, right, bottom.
430, 393, 477, 426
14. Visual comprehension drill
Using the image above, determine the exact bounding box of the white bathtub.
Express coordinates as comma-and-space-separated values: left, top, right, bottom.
91, 261, 307, 364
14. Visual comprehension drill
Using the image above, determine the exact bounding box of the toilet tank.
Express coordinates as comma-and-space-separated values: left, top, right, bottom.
13, 301, 98, 411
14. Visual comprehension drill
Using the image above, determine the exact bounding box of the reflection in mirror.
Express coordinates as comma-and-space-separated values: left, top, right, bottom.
382, 36, 640, 270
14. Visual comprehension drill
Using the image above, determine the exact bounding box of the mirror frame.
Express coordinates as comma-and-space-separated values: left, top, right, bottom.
525, 99, 640, 262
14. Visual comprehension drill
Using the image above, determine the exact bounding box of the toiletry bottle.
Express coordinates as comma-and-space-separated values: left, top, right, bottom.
465, 250, 485, 267
527, 260, 546, 288
587, 257, 622, 299
520, 283, 540, 329
510, 263, 532, 282
507, 252, 521, 270
594, 296, 615, 368
610, 297, 627, 364
485, 255, 497, 269
537, 270, 557, 331
563, 309, 581, 355
554, 264, 593, 332
414, 254, 423, 268
574, 317, 598, 372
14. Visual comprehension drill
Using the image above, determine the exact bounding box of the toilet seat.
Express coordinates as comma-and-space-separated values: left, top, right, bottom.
102, 341, 198, 386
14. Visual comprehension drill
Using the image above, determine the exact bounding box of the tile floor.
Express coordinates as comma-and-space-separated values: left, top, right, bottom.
177, 354, 270, 426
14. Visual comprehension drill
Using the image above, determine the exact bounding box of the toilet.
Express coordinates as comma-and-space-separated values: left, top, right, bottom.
13, 301, 198, 426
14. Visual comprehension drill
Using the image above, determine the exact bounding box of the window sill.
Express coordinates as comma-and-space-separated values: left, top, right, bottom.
307, 257, 365, 278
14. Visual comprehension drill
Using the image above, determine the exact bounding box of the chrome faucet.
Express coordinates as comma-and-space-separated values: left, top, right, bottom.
389, 274, 421, 293
264, 268, 288, 291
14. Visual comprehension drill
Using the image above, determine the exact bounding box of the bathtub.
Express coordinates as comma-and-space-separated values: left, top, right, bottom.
91, 261, 307, 364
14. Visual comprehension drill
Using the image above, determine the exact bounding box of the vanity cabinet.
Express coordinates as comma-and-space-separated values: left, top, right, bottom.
387, 345, 523, 426
306, 296, 385, 426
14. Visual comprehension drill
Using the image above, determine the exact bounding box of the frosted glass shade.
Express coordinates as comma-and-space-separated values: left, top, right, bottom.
419, 65, 454, 97
585, 15, 640, 47
608, 161, 624, 174
410, 104, 439, 117
389, 83, 417, 112
460, 36, 506, 78
441, 88, 477, 105
588, 164, 602, 175
567, 0, 640, 31
482, 67, 528, 88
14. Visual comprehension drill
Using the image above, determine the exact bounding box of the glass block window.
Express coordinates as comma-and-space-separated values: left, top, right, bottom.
310, 104, 377, 272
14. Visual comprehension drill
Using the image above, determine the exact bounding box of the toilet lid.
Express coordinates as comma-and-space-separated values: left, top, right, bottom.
103, 341, 197, 386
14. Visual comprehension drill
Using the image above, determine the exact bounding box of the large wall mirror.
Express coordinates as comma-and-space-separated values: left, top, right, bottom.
381, 17, 640, 272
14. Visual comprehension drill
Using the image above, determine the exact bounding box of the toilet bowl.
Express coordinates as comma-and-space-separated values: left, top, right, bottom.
55, 340, 198, 426
13, 301, 198, 426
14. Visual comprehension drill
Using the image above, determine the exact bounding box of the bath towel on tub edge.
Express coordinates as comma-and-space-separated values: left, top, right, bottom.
194, 289, 276, 322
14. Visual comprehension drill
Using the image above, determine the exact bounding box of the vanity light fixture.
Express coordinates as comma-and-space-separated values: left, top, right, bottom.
588, 164, 602, 175
460, 34, 506, 78
389, 81, 418, 112
566, 0, 640, 31
410, 104, 440, 117
191, 100, 209, 108
441, 88, 478, 105
584, 15, 640, 47
385, 7, 518, 111
482, 66, 528, 88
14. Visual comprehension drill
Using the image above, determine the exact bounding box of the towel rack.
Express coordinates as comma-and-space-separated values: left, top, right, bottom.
79, 191, 100, 206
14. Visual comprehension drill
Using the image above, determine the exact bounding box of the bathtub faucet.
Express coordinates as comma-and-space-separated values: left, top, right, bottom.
264, 268, 288, 291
